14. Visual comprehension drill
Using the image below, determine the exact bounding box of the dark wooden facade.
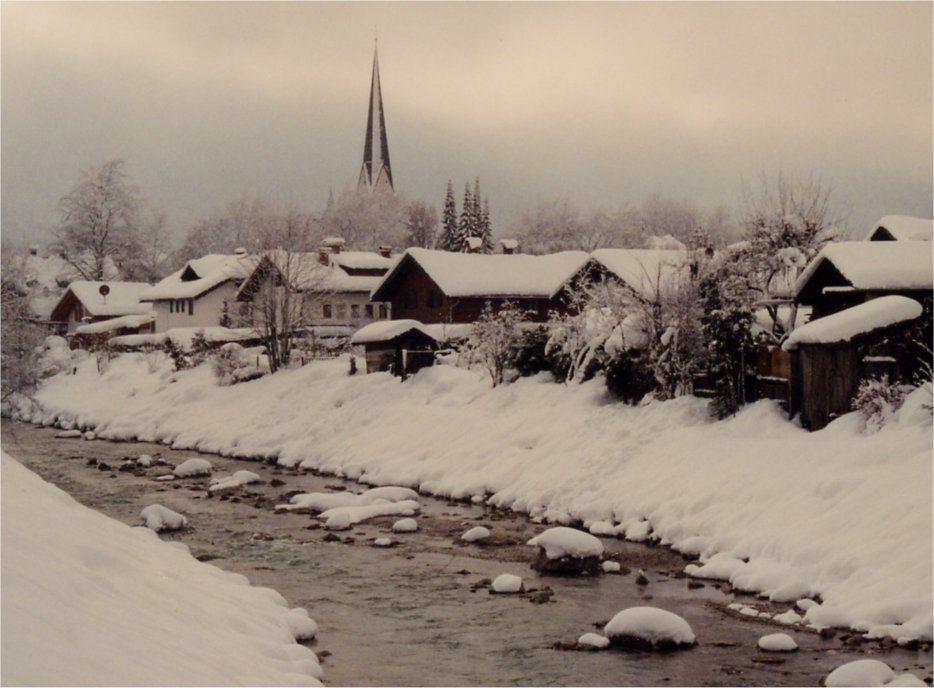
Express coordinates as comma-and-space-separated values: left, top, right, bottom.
361, 327, 438, 377
370, 255, 590, 324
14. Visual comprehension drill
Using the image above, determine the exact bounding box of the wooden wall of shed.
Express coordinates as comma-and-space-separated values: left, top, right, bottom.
791, 342, 860, 430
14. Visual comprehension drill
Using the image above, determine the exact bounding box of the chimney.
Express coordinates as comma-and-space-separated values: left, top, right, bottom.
234, 247, 247, 258
318, 247, 330, 266
378, 245, 392, 259
465, 237, 482, 253
499, 239, 519, 255
323, 236, 345, 254
29, 245, 38, 256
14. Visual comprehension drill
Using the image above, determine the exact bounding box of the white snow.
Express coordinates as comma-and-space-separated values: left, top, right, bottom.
276, 486, 418, 513
209, 469, 261, 493
173, 457, 213, 477
142, 253, 255, 301
392, 517, 418, 533
350, 319, 435, 345
372, 537, 393, 547
1, 454, 322, 685
284, 607, 319, 641
55, 429, 82, 438
137, 454, 153, 467
604, 607, 696, 647
491, 573, 523, 593
57, 280, 153, 318
602, 561, 622, 573
319, 499, 419, 530
527, 526, 604, 559
796, 598, 819, 612
868, 216, 934, 242
74, 312, 156, 334
783, 296, 923, 351
371, 247, 591, 300
16, 354, 934, 643
757, 633, 798, 652
773, 609, 803, 625
577, 632, 610, 649
140, 504, 188, 531
590, 249, 690, 300
794, 242, 934, 296
887, 674, 928, 686
825, 659, 895, 687
462, 526, 491, 543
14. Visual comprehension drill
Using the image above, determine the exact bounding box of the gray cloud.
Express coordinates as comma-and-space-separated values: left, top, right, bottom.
2, 1, 931, 245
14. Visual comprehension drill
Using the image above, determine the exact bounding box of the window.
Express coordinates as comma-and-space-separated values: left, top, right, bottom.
378, 304, 388, 319
188, 299, 194, 316
364, 304, 374, 318
323, 304, 332, 318
169, 301, 174, 314
351, 304, 360, 319
335, 303, 348, 320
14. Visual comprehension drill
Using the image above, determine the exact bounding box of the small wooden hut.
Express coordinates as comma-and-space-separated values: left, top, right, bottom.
783, 296, 924, 430
350, 320, 438, 377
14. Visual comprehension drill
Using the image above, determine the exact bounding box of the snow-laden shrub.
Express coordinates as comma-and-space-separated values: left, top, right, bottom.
853, 376, 912, 433
212, 343, 267, 386
188, 329, 211, 367
511, 325, 550, 378
36, 335, 84, 379
163, 338, 192, 371
459, 301, 529, 387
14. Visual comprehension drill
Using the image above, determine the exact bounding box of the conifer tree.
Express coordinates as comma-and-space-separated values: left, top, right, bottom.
439, 180, 459, 251
480, 197, 493, 252
458, 183, 474, 251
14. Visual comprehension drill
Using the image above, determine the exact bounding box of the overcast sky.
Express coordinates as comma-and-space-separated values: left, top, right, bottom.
2, 1, 931, 245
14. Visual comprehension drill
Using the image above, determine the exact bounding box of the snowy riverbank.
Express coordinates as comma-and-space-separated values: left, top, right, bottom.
0, 452, 323, 685
9, 352, 933, 644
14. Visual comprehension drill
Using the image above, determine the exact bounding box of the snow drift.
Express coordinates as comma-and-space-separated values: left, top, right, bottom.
0, 453, 322, 686
12, 353, 934, 642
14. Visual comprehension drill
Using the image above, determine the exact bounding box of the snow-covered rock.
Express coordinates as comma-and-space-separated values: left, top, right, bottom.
461, 526, 491, 543
887, 674, 927, 687
604, 607, 696, 649
54, 430, 82, 439
602, 561, 622, 573
491, 574, 523, 594
283, 607, 318, 641
1, 454, 322, 685
173, 458, 212, 478
757, 633, 798, 652
82, 431, 96, 441
136, 454, 153, 467
392, 518, 418, 533
209, 470, 261, 493
275, 486, 417, 513
825, 659, 895, 687
773, 609, 803, 625
372, 537, 393, 547
140, 504, 188, 532
796, 598, 819, 612
578, 633, 610, 649
319, 500, 419, 530
528, 526, 604, 575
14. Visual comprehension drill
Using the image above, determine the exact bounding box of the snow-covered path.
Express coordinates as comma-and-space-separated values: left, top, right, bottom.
11, 353, 934, 643
5, 420, 931, 687
0, 451, 322, 686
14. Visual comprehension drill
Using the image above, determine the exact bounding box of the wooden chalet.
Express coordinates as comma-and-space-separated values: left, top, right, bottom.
865, 215, 933, 242
368, 247, 592, 324
49, 281, 153, 336
350, 320, 438, 377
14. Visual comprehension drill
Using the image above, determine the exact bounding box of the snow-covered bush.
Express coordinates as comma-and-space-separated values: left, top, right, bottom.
460, 301, 529, 387
853, 376, 912, 433
163, 337, 193, 371
188, 329, 211, 367
510, 325, 551, 378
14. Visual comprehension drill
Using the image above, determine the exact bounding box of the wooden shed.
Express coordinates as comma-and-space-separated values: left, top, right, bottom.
783, 296, 924, 430
350, 320, 438, 377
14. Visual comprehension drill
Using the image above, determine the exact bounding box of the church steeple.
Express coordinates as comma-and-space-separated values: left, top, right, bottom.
358, 40, 394, 192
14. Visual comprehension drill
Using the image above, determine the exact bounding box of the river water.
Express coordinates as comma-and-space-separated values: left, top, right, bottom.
2, 420, 931, 686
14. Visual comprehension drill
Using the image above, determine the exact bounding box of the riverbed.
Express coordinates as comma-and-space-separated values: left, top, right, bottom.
2, 420, 931, 686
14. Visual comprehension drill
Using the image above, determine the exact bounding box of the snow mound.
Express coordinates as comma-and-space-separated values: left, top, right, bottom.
276, 486, 417, 513
392, 518, 418, 533
284, 607, 318, 641
83, 431, 96, 440
887, 674, 927, 686
209, 470, 261, 493
773, 609, 803, 625
140, 504, 188, 532
1, 454, 322, 685
137, 454, 153, 467
54, 430, 82, 439
527, 526, 603, 559
360, 486, 419, 502
825, 659, 894, 687
757, 633, 798, 652
491, 574, 523, 594
173, 458, 212, 478
604, 607, 696, 649
372, 537, 393, 547
578, 633, 610, 649
602, 561, 622, 573
319, 500, 419, 530
462, 526, 491, 543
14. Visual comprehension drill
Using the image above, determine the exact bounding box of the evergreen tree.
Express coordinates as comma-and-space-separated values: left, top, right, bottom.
458, 183, 474, 251
480, 196, 493, 253
439, 180, 459, 251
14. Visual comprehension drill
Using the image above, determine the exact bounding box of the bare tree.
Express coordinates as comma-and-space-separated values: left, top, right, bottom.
404, 200, 439, 248
318, 187, 407, 249
52, 159, 144, 280
175, 195, 279, 265
126, 210, 172, 283
1, 248, 45, 402
463, 301, 529, 386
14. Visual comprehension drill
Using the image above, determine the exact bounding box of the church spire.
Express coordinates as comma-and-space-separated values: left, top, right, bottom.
358, 39, 394, 192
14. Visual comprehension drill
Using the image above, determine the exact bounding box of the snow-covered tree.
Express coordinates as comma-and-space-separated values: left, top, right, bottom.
462, 301, 528, 386
457, 183, 474, 251
317, 187, 407, 249
1, 248, 45, 401
481, 198, 493, 250
52, 159, 145, 280
404, 200, 439, 248
175, 195, 277, 265
126, 210, 172, 283
439, 180, 459, 252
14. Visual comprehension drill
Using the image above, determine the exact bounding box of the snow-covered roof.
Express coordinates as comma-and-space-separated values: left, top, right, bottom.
330, 251, 397, 272
591, 249, 691, 299
793, 242, 934, 298
236, 251, 391, 299
142, 254, 255, 301
782, 296, 923, 351
350, 319, 436, 345
74, 313, 155, 335
867, 215, 933, 242
55, 281, 153, 318
372, 248, 591, 300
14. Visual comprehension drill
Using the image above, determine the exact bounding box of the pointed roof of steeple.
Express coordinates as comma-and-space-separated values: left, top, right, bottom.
358, 40, 394, 192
